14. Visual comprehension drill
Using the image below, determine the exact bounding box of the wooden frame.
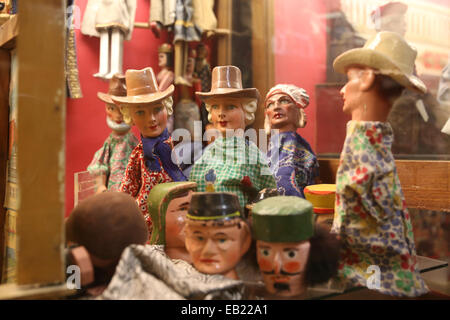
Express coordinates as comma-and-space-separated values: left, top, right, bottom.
0, 0, 68, 299
319, 158, 450, 212
216, 0, 275, 131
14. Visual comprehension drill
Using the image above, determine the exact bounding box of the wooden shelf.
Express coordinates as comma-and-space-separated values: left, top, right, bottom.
0, 14, 18, 49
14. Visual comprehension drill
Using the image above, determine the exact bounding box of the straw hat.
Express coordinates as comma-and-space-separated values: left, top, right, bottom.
196, 65, 260, 102
333, 31, 426, 94
158, 43, 173, 53
97, 73, 127, 104
111, 67, 174, 106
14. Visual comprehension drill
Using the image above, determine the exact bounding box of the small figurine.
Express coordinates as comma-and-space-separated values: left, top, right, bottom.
189, 65, 277, 208
371, 1, 407, 36
332, 31, 429, 296
173, 47, 202, 138
112, 67, 186, 231
66, 192, 149, 293
252, 196, 340, 297
81, 0, 137, 79
304, 184, 336, 231
184, 192, 251, 280
87, 74, 139, 193
148, 181, 197, 262
265, 84, 319, 197
157, 43, 175, 91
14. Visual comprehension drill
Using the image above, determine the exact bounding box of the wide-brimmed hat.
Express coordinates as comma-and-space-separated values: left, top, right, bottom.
111, 67, 174, 106
97, 73, 127, 104
187, 192, 243, 221
196, 65, 260, 102
333, 31, 426, 94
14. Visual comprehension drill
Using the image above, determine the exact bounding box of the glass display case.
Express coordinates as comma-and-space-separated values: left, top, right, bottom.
0, 0, 448, 300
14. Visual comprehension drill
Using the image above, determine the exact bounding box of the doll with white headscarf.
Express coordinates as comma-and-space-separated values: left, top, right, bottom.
264, 84, 319, 198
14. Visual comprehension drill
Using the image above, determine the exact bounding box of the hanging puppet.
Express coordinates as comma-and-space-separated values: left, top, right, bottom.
81, 0, 137, 79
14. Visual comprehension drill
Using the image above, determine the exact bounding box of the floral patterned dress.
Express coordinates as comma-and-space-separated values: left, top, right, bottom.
120, 141, 174, 232
267, 131, 319, 197
87, 131, 138, 192
332, 121, 428, 297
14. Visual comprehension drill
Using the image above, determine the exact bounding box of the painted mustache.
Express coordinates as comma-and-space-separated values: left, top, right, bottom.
262, 269, 302, 276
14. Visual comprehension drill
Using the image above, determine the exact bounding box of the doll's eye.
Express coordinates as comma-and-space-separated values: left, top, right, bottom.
216, 238, 227, 244
260, 248, 271, 256
154, 106, 163, 113
279, 98, 291, 105
266, 102, 274, 109
135, 110, 145, 116
196, 236, 205, 242
226, 105, 237, 110
284, 250, 297, 259
211, 105, 219, 110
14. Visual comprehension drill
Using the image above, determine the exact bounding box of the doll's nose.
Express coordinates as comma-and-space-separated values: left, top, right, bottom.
201, 238, 216, 256
339, 85, 346, 98
273, 252, 282, 274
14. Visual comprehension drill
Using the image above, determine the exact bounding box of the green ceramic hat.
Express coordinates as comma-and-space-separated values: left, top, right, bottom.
148, 181, 197, 245
187, 192, 242, 221
252, 196, 314, 242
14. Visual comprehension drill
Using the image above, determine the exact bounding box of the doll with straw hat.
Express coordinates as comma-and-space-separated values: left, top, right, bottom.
331, 31, 428, 297
189, 65, 276, 209
112, 67, 186, 233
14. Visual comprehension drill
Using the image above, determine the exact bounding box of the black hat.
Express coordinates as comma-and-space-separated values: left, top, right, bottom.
187, 192, 242, 221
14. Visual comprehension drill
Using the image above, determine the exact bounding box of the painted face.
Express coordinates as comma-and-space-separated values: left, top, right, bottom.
158, 53, 168, 68
129, 103, 168, 138
340, 67, 364, 115
265, 93, 299, 132
186, 57, 195, 76
165, 190, 193, 248
256, 240, 310, 297
185, 220, 249, 277
105, 103, 124, 124
209, 97, 246, 135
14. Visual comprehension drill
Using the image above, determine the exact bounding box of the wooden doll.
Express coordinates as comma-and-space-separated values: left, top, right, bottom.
189, 65, 277, 209
111, 67, 186, 231
148, 181, 197, 262
81, 0, 137, 79
157, 43, 175, 91
252, 196, 340, 298
332, 31, 429, 297
184, 192, 251, 280
264, 84, 319, 197
87, 74, 138, 193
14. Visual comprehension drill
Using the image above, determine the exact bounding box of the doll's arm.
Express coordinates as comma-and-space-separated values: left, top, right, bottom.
119, 148, 141, 198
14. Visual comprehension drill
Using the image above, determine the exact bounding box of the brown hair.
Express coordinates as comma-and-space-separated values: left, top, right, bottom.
304, 224, 341, 286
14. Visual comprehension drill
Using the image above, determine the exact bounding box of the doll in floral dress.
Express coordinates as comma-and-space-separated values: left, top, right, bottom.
331, 31, 429, 297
